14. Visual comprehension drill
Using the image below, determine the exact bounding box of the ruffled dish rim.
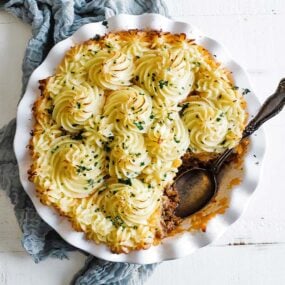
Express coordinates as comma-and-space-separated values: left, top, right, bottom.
14, 13, 266, 264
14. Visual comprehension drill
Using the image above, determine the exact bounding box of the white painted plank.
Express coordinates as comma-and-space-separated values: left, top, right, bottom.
168, 0, 285, 16
1, 245, 285, 285
175, 15, 285, 75
0, 14, 31, 123
146, 244, 285, 285
0, 252, 85, 285
0, 193, 23, 252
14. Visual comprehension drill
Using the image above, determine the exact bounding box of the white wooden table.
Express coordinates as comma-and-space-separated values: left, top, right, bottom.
1, 1, 285, 284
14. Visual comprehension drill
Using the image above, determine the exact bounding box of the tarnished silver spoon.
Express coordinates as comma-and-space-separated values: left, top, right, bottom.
175, 78, 285, 218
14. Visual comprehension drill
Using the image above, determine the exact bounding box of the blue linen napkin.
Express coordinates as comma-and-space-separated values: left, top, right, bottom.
0, 1, 168, 284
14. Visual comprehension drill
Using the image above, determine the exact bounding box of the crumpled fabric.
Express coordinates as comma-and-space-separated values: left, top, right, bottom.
0, 1, 168, 284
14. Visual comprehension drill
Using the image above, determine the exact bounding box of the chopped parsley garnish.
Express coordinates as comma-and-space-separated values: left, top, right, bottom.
72, 132, 83, 140
76, 165, 92, 173
47, 107, 53, 114
181, 103, 189, 113
242, 88, 251, 95
159, 80, 168, 89
118, 178, 132, 186
92, 34, 100, 40
112, 215, 125, 228
174, 136, 180, 143
193, 61, 201, 66
104, 145, 111, 152
87, 179, 95, 187
134, 121, 144, 131
102, 20, 108, 27
167, 112, 173, 121
51, 145, 59, 154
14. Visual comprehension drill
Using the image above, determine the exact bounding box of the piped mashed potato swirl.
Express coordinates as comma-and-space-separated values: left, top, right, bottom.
103, 86, 152, 133
32, 136, 107, 199
52, 83, 104, 133
135, 48, 194, 106
109, 132, 150, 179
88, 50, 134, 90
30, 30, 247, 253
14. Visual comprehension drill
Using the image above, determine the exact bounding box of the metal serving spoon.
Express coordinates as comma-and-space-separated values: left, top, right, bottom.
174, 78, 285, 218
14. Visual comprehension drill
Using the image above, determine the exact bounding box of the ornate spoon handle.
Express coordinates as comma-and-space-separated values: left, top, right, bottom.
243, 78, 285, 138
212, 78, 285, 174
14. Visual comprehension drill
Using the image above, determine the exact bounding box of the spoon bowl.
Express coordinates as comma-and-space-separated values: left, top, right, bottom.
174, 168, 216, 218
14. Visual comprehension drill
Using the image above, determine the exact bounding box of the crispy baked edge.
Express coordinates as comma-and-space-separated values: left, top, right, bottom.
28, 29, 248, 253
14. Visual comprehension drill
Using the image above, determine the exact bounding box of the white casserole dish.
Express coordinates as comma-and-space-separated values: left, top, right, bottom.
14, 13, 266, 264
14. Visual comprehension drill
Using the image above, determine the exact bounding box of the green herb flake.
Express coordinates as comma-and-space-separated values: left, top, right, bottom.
87, 179, 95, 187
242, 88, 250, 95
102, 20, 108, 27
134, 121, 144, 131
104, 145, 111, 152
174, 136, 180, 143
47, 107, 53, 115
92, 34, 100, 41
72, 132, 83, 140
76, 165, 92, 173
51, 145, 59, 154
159, 80, 168, 89
118, 178, 132, 186
193, 61, 201, 67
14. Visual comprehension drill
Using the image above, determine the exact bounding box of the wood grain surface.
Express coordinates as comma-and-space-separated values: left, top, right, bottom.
0, 1, 285, 284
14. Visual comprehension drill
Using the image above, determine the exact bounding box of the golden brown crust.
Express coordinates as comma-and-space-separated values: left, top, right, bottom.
29, 29, 248, 253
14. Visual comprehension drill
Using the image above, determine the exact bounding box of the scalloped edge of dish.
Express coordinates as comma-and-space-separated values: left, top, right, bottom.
14, 13, 266, 264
